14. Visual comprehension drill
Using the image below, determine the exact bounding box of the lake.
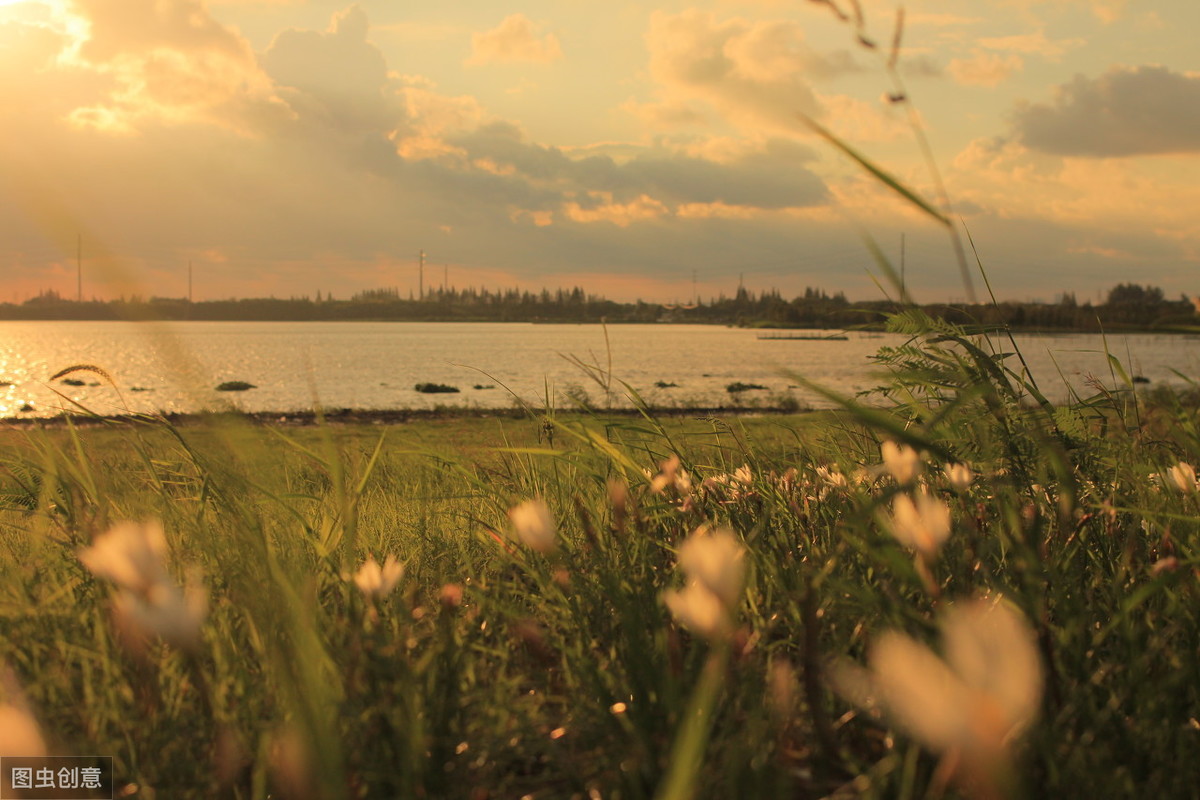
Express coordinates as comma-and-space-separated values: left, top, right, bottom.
0, 321, 1196, 418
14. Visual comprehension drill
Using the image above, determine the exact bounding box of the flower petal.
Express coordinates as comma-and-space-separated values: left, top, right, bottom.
871, 631, 968, 754
941, 598, 1042, 740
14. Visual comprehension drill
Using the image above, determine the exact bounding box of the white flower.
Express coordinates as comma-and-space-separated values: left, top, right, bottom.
677, 526, 746, 608
869, 597, 1042, 759
508, 498, 557, 553
881, 441, 922, 485
816, 465, 848, 494
111, 574, 208, 649
1167, 462, 1197, 493
944, 463, 974, 493
80, 521, 208, 649
79, 520, 170, 593
702, 465, 755, 501
664, 581, 731, 641
664, 526, 746, 642
353, 554, 405, 599
650, 455, 693, 495
883, 491, 952, 558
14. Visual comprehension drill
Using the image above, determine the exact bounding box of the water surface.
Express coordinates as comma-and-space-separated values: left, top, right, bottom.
0, 321, 1194, 418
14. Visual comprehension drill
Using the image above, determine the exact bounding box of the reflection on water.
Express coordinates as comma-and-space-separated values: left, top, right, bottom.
0, 321, 1196, 418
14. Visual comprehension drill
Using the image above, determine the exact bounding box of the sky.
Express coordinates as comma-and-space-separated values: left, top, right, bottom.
0, 0, 1197, 304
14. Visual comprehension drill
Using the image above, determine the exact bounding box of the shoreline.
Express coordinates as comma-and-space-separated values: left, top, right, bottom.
2, 317, 1199, 336
0, 403, 813, 429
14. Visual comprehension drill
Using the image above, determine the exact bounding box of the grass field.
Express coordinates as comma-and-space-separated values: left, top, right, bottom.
1, 308, 1198, 799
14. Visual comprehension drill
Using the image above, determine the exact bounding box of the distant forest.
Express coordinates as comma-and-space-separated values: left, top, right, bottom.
3, 282, 1197, 332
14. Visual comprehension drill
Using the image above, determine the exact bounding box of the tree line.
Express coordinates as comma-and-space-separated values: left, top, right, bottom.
2, 283, 1195, 331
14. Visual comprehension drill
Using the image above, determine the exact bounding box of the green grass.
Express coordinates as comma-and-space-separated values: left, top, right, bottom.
5, 13, 1199, 790
1, 311, 1198, 799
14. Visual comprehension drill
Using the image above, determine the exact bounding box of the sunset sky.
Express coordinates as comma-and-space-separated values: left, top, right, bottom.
1, 0, 1196, 304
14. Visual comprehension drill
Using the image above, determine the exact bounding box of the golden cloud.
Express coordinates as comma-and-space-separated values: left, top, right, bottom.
59, 0, 288, 135
947, 50, 1023, 87
564, 193, 669, 227
977, 30, 1084, 61
466, 14, 563, 66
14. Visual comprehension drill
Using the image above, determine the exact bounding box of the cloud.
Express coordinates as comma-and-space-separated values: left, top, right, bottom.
564, 194, 669, 227
466, 14, 562, 66
16, 0, 1194, 307
947, 50, 1023, 87
261, 5, 413, 171
947, 135, 1200, 273
901, 55, 943, 79
264, 7, 384, 98
1013, 66, 1200, 157
995, 0, 1127, 24
74, 0, 247, 62
440, 123, 828, 214
642, 10, 863, 133
621, 98, 709, 128
0, 3, 850, 303
0, 14, 76, 110
57, 0, 287, 134
906, 13, 985, 27
977, 30, 1084, 60
394, 85, 489, 159
1087, 0, 1127, 23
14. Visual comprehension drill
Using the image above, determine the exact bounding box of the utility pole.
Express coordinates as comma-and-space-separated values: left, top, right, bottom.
692, 269, 697, 305
443, 263, 448, 294
418, 249, 425, 301
188, 260, 193, 303
76, 234, 82, 302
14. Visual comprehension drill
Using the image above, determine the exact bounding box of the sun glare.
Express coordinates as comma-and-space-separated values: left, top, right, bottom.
0, 0, 49, 15
0, 0, 74, 39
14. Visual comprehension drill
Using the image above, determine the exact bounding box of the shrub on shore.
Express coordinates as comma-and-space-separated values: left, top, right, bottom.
414, 382, 460, 394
